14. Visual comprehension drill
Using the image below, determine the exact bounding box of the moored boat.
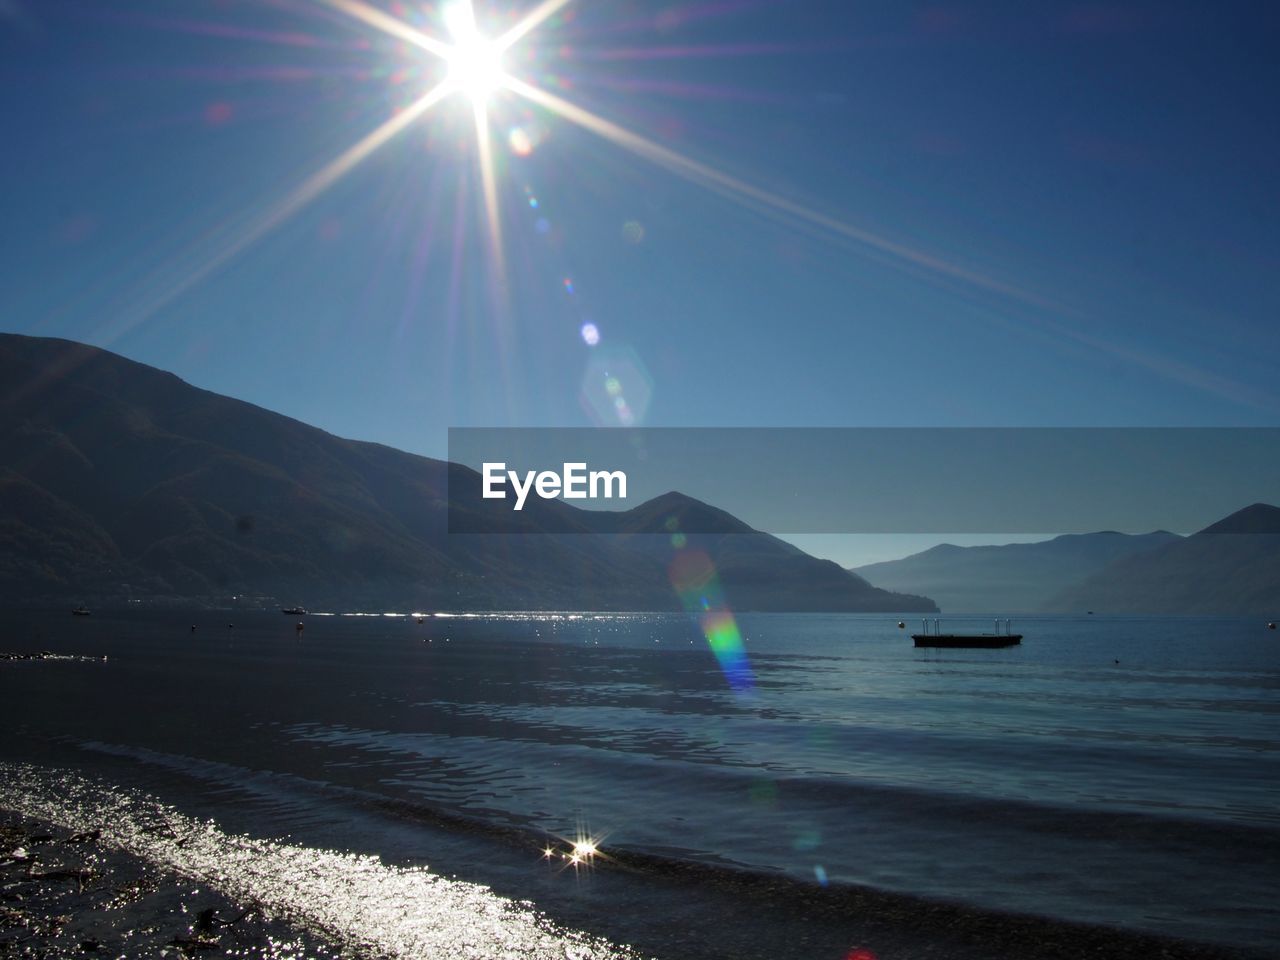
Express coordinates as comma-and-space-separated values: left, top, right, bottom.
912, 618, 1021, 648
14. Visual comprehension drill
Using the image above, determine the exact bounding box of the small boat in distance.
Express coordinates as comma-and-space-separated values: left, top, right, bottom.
71, 605, 91, 617
913, 618, 1021, 648
281, 606, 308, 615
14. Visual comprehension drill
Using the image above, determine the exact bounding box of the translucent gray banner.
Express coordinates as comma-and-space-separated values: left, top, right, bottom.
447, 428, 1280, 534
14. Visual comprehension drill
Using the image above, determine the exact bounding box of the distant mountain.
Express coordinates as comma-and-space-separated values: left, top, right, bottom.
1045, 504, 1280, 615
852, 531, 1183, 613
1196, 502, 1280, 536
0, 334, 934, 612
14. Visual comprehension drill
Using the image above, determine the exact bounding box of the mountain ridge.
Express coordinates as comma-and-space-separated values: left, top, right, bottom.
0, 333, 935, 613
854, 502, 1280, 615
1044, 503, 1280, 615
852, 530, 1183, 613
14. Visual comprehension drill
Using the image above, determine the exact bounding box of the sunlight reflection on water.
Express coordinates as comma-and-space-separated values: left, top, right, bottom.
0, 763, 641, 960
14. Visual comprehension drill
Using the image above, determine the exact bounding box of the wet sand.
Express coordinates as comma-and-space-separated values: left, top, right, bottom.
0, 812, 350, 959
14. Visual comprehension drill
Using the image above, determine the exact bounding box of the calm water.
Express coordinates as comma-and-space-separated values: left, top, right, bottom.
1, 610, 1277, 957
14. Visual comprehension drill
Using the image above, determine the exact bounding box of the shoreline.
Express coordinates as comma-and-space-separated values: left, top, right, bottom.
0, 810, 351, 959
0, 763, 640, 960
2, 783, 1269, 960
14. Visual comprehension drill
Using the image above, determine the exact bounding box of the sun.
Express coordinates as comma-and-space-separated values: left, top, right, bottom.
443, 1, 505, 103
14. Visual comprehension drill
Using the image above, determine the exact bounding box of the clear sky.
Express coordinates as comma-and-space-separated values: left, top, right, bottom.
2, 0, 1277, 565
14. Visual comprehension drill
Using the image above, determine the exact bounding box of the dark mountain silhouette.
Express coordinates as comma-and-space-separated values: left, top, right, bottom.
852, 531, 1182, 613
1196, 502, 1280, 536
0, 334, 934, 612
1045, 504, 1280, 615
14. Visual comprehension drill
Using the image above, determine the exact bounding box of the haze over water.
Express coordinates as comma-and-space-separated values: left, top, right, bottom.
2, 609, 1276, 958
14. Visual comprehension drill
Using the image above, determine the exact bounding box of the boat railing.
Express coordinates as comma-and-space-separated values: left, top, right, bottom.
919, 618, 1015, 637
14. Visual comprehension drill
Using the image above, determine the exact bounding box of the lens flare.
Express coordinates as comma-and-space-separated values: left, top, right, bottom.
580, 345, 653, 426
204, 101, 234, 126
580, 322, 600, 345
509, 126, 534, 155
668, 548, 753, 691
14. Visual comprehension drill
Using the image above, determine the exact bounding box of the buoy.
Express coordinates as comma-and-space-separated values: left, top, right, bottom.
190, 625, 196, 632
1269, 622, 1276, 630
296, 621, 304, 631
897, 621, 905, 629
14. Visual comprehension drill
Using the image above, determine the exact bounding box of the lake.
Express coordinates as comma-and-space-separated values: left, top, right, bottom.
1, 609, 1276, 958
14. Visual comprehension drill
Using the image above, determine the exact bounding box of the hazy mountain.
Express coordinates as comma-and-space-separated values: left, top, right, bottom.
852, 531, 1182, 613
1045, 504, 1280, 615
0, 334, 934, 612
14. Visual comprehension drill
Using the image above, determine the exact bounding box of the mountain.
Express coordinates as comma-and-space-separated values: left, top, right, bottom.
0, 333, 934, 612
1044, 504, 1280, 615
852, 531, 1183, 613
1196, 502, 1280, 536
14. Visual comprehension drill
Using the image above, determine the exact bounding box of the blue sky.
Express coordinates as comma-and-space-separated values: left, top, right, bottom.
2, 0, 1277, 563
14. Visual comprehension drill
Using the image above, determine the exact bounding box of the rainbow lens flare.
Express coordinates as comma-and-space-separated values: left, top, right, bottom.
668, 548, 753, 691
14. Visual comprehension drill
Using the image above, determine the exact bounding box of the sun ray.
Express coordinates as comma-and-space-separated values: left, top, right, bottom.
503, 76, 1056, 311
249, 83, 452, 240
503, 77, 1280, 410
74, 0, 1272, 413
317, 0, 454, 60
104, 81, 454, 339
472, 98, 507, 284
495, 0, 574, 52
